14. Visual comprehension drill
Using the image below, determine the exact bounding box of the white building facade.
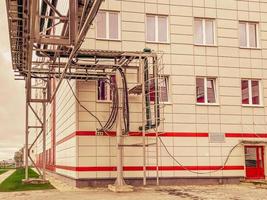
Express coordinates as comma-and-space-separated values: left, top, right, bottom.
35, 0, 267, 186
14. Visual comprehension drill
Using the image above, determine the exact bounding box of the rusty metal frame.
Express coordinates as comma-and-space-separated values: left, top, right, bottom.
6, 0, 105, 182
6, 0, 162, 187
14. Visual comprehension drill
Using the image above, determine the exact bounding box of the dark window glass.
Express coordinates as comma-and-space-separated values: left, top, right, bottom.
252, 80, 260, 105
207, 79, 216, 103
241, 80, 249, 104
196, 78, 205, 103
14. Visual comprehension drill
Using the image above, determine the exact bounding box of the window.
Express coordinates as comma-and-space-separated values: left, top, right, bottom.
194, 18, 215, 45
150, 76, 169, 102
196, 77, 217, 104
146, 15, 168, 43
96, 11, 120, 40
241, 79, 261, 105
239, 22, 259, 48
97, 75, 116, 101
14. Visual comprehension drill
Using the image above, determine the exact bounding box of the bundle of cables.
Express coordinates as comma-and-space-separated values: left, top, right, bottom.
117, 67, 130, 134
67, 67, 130, 135
98, 77, 119, 132
98, 67, 130, 134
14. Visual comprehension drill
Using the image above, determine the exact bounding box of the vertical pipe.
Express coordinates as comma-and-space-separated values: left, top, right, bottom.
144, 58, 152, 129
153, 56, 159, 186
42, 89, 47, 180
141, 57, 146, 186
25, 101, 29, 180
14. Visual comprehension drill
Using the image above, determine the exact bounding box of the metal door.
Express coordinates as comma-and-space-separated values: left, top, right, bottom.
245, 146, 265, 179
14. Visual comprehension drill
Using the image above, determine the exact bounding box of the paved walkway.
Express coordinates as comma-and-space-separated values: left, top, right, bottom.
0, 170, 15, 184
0, 184, 267, 200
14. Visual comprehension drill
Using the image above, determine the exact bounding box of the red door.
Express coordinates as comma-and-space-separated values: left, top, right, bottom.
245, 146, 265, 179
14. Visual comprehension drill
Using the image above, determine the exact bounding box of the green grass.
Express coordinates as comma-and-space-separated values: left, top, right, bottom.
0, 169, 8, 175
0, 168, 55, 192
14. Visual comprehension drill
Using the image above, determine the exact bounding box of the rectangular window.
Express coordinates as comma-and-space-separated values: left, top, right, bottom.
239, 22, 259, 48
96, 11, 120, 40
146, 15, 168, 43
150, 76, 169, 102
194, 18, 215, 45
196, 77, 217, 104
97, 75, 116, 101
242, 79, 261, 105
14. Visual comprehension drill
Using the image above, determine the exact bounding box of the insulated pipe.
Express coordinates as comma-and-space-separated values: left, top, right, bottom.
153, 56, 161, 127
144, 57, 152, 129
141, 51, 160, 131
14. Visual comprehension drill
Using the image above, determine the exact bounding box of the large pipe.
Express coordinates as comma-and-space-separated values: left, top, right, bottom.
140, 50, 160, 131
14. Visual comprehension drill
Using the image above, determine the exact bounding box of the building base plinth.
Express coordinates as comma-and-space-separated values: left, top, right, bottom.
108, 184, 134, 192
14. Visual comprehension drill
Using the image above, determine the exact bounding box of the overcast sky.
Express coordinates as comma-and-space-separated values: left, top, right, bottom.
0, 1, 25, 161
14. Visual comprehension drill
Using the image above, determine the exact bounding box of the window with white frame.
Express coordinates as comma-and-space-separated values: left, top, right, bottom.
97, 75, 116, 101
241, 79, 261, 105
150, 76, 169, 102
96, 11, 120, 40
196, 77, 217, 104
194, 18, 215, 45
146, 15, 168, 43
239, 22, 259, 48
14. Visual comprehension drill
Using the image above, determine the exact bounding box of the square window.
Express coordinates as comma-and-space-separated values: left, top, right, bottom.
241, 79, 261, 105
239, 22, 259, 48
196, 77, 217, 104
150, 76, 169, 102
97, 75, 116, 101
194, 18, 215, 45
146, 15, 168, 43
96, 11, 120, 40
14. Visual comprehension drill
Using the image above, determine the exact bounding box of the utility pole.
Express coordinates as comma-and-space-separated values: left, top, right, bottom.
108, 69, 133, 192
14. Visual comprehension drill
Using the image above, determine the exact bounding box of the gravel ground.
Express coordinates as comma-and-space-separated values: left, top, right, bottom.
0, 183, 267, 200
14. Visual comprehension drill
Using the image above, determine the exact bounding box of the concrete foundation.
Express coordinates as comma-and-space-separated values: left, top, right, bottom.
22, 178, 49, 185
45, 170, 243, 188
108, 184, 134, 192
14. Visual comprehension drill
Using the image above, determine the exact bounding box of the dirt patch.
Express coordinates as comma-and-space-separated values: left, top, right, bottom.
156, 188, 202, 200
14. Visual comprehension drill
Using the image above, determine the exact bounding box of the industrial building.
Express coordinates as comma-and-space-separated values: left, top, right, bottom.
6, 0, 267, 187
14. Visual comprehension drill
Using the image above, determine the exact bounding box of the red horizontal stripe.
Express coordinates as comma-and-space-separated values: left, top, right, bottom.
225, 133, 267, 138
56, 131, 267, 146
56, 131, 210, 146
55, 165, 244, 172
76, 131, 96, 136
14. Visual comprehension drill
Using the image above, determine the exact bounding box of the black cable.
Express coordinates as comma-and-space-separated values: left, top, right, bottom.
117, 67, 130, 134
99, 78, 119, 131
66, 79, 106, 131
159, 136, 242, 175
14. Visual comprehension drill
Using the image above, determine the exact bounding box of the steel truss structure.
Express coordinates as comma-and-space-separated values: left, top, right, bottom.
6, 0, 164, 187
